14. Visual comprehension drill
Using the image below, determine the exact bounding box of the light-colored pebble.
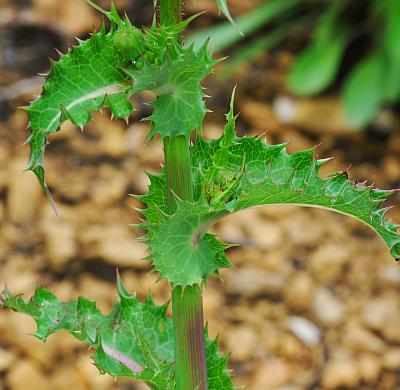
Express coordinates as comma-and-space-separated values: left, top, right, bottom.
7, 360, 48, 390
322, 358, 360, 389
312, 288, 345, 325
287, 316, 321, 347
225, 268, 285, 297
362, 293, 400, 342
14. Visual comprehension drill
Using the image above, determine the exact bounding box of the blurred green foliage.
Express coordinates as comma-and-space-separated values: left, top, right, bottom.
191, 0, 400, 129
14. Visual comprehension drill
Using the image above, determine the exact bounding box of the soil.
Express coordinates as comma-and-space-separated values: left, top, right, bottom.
0, 1, 400, 389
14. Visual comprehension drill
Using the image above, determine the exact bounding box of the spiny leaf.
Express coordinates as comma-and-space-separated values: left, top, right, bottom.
127, 41, 216, 140
25, 19, 134, 197
194, 97, 400, 259
1, 279, 235, 390
24, 3, 211, 204
138, 91, 400, 287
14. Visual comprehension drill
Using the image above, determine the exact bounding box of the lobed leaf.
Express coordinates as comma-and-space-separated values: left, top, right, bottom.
23, 4, 212, 204
25, 20, 134, 206
128, 41, 216, 140
1, 278, 234, 390
138, 92, 400, 287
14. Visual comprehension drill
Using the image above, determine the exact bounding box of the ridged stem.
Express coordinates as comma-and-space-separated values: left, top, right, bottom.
159, 1, 208, 386
163, 135, 208, 390
160, 0, 182, 26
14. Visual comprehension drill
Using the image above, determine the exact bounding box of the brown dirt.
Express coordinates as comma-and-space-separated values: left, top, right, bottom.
1, 1, 400, 389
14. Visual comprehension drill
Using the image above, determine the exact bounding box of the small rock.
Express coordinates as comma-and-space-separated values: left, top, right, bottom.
0, 202, 4, 223
7, 159, 43, 224
309, 243, 349, 284
98, 233, 149, 268
0, 348, 15, 372
203, 287, 224, 318
82, 225, 149, 268
383, 155, 400, 182
358, 354, 382, 384
252, 359, 292, 389
276, 387, 302, 390
126, 123, 148, 153
241, 100, 280, 132
41, 219, 77, 269
7, 360, 48, 390
282, 212, 323, 246
246, 218, 283, 250
0, 311, 55, 366
225, 325, 258, 361
378, 263, 400, 286
287, 316, 321, 347
215, 216, 245, 245
49, 366, 86, 390
343, 322, 385, 354
383, 348, 400, 370
312, 288, 345, 325
90, 169, 128, 206
362, 293, 400, 342
98, 122, 127, 158
225, 268, 285, 297
263, 330, 305, 361
283, 272, 314, 311
322, 358, 360, 389
273, 96, 350, 134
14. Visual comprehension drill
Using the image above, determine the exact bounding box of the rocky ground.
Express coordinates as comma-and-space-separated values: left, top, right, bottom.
1, 0, 400, 389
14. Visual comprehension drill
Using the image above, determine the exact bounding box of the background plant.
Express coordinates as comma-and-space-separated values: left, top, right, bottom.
1, 1, 400, 389
190, 0, 400, 129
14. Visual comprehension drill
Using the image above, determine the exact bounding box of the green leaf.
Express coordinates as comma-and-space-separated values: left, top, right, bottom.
1, 279, 235, 390
23, 3, 211, 202
25, 22, 134, 199
138, 92, 400, 287
384, 0, 400, 62
288, 0, 347, 96
128, 41, 216, 140
187, 0, 299, 51
219, 26, 287, 79
288, 36, 346, 96
215, 0, 242, 34
383, 55, 400, 102
342, 52, 386, 128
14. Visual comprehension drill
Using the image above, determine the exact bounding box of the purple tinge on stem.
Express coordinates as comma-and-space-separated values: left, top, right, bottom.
102, 344, 143, 373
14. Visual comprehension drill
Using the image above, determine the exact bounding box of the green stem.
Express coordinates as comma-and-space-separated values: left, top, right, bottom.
164, 136, 193, 208
172, 285, 207, 390
160, 0, 208, 386
163, 136, 208, 390
160, 0, 182, 26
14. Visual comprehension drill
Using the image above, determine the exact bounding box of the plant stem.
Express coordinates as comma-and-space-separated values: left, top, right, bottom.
160, 0, 208, 386
163, 135, 208, 390
172, 285, 207, 390
160, 0, 182, 26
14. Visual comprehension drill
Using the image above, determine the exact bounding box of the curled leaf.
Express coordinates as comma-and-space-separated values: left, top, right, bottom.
1, 278, 235, 389
137, 91, 400, 287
